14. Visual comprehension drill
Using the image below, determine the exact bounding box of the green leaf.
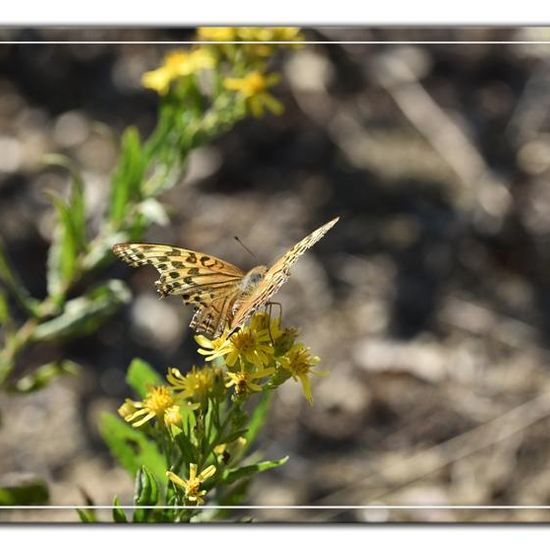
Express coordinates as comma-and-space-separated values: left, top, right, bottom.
0, 237, 39, 316
98, 412, 166, 484
221, 456, 288, 486
77, 509, 97, 523
77, 487, 98, 523
0, 473, 49, 505
133, 466, 159, 523
222, 428, 249, 445
46, 191, 80, 300
126, 358, 163, 399
10, 360, 79, 394
43, 154, 87, 252
0, 290, 9, 326
134, 465, 159, 506
174, 429, 196, 466
109, 127, 147, 226
244, 391, 272, 452
69, 176, 86, 252
112, 496, 128, 523
33, 280, 131, 342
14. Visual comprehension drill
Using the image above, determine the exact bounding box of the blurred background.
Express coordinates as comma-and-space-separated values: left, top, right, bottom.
3, 26, 550, 522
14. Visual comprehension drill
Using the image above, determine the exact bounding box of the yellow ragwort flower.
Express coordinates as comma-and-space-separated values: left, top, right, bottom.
196, 27, 239, 41
250, 311, 282, 337
142, 47, 216, 95
118, 398, 139, 419
120, 385, 198, 427
224, 71, 284, 117
142, 66, 173, 95
278, 344, 326, 404
195, 329, 232, 362
163, 405, 183, 427
225, 362, 275, 396
121, 385, 175, 427
166, 365, 219, 405
196, 27, 303, 59
197, 324, 273, 369
197, 26, 303, 44
237, 27, 304, 43
166, 463, 216, 505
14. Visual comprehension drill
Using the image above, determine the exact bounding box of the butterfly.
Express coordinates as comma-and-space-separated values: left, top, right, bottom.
112, 216, 339, 339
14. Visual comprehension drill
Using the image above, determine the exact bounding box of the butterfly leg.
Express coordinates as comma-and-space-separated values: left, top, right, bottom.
265, 301, 283, 344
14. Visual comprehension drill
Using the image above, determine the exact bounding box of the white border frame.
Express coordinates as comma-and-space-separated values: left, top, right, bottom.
1, 30, 550, 519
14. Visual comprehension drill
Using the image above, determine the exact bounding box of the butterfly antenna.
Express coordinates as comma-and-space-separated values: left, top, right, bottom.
234, 235, 257, 259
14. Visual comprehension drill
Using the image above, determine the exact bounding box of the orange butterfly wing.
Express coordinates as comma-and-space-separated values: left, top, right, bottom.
112, 243, 245, 337
229, 217, 339, 332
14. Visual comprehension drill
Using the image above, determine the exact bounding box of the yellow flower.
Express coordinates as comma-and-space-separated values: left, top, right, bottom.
195, 330, 232, 362
166, 365, 220, 405
227, 327, 274, 368
278, 344, 326, 404
224, 71, 284, 117
225, 362, 275, 396
142, 66, 173, 95
196, 27, 303, 59
269, 28, 304, 42
250, 311, 282, 337
196, 323, 274, 369
166, 464, 216, 505
121, 385, 198, 427
118, 398, 139, 419
142, 47, 216, 95
122, 386, 175, 427
196, 27, 239, 41
163, 405, 182, 427
197, 26, 303, 44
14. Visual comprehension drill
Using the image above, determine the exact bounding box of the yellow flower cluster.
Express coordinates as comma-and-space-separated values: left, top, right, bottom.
117, 365, 220, 429
167, 463, 216, 505
141, 26, 303, 117
224, 71, 283, 117
195, 312, 326, 404
118, 312, 325, 435
142, 48, 216, 95
117, 312, 324, 508
197, 27, 304, 43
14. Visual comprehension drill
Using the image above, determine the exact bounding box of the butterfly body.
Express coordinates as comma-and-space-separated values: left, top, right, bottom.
113, 217, 339, 338
239, 265, 268, 295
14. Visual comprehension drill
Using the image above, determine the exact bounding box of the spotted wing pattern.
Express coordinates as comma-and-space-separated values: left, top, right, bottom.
112, 243, 245, 337
229, 216, 339, 332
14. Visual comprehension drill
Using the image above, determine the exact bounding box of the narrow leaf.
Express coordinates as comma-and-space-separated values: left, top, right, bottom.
11, 360, 79, 394
134, 465, 159, 506
0, 290, 9, 326
244, 391, 273, 452
43, 154, 87, 251
0, 237, 39, 316
77, 509, 97, 523
221, 456, 288, 486
33, 280, 131, 342
109, 127, 146, 225
46, 191, 79, 300
112, 496, 128, 523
